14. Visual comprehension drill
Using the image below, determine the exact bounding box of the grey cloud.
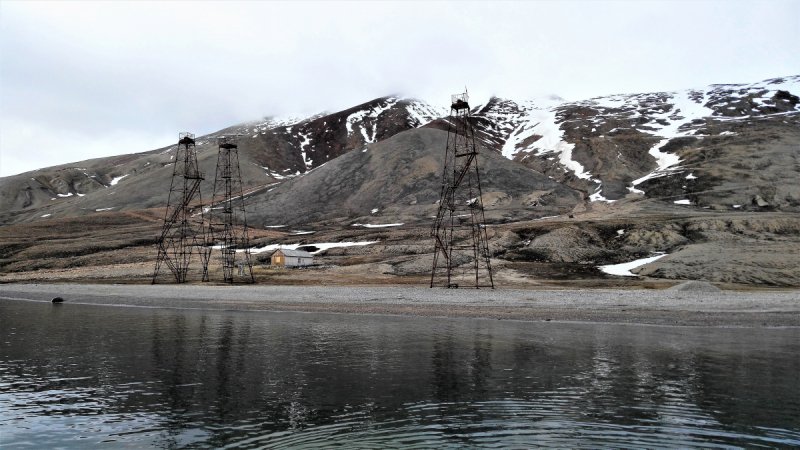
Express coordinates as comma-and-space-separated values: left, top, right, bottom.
1, 1, 798, 176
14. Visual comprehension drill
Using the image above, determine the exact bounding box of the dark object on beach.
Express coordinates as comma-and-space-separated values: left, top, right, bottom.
568, 214, 574, 218
52, 297, 65, 303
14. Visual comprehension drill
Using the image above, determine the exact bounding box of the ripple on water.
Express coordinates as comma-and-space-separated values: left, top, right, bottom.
1, 299, 799, 448
234, 398, 796, 449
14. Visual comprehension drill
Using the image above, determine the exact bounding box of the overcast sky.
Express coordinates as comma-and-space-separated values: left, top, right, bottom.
1, 0, 798, 177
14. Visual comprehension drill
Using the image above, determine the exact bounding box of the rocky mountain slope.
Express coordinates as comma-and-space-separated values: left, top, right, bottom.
3, 76, 798, 226
1, 75, 799, 287
0, 97, 446, 223
427, 76, 800, 207
245, 128, 582, 227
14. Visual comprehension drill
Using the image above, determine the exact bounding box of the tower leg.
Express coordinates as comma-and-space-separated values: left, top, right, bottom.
153, 132, 209, 284
430, 90, 494, 289
208, 135, 256, 284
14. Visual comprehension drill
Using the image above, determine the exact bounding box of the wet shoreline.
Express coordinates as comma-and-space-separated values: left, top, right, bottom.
1, 283, 798, 327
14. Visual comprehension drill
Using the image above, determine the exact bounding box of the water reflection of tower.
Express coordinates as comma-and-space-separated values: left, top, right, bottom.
431, 326, 494, 403
430, 89, 494, 289
431, 332, 461, 402
471, 330, 493, 393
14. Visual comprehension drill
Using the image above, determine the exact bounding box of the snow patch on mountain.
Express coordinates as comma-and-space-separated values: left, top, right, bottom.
469, 96, 598, 184
298, 133, 313, 169
568, 77, 799, 195
528, 111, 593, 180
605, 90, 713, 190
109, 174, 129, 186
589, 185, 615, 203
403, 100, 448, 127
258, 115, 307, 130
494, 97, 595, 182
352, 223, 404, 228
346, 98, 398, 143
248, 241, 379, 255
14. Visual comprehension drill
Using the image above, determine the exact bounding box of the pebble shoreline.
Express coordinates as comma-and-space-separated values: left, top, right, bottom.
1, 283, 798, 327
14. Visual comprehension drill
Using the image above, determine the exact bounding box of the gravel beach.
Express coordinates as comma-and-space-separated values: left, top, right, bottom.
1, 283, 798, 327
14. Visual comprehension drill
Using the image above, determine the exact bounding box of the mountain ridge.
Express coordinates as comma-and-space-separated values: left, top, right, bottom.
1, 75, 799, 287
1, 75, 798, 226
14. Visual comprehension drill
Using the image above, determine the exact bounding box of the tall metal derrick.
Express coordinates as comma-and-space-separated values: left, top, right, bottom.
208, 135, 254, 283
153, 132, 211, 283
430, 90, 494, 289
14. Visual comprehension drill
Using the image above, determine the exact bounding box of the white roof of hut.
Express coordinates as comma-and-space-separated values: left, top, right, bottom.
272, 249, 314, 258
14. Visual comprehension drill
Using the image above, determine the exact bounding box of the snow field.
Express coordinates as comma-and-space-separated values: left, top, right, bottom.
247, 241, 380, 255
599, 253, 667, 276
351, 223, 403, 228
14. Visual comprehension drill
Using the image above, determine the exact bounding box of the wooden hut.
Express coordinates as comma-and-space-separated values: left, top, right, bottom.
270, 249, 314, 267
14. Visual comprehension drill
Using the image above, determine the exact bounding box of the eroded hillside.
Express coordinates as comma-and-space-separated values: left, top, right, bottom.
1, 75, 799, 286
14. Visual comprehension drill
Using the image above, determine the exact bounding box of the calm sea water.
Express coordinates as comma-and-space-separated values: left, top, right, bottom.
1, 299, 798, 449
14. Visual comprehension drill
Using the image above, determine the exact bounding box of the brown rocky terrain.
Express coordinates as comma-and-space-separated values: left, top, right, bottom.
1, 75, 798, 288
1, 203, 797, 288
245, 128, 582, 226
452, 76, 800, 207
0, 97, 445, 224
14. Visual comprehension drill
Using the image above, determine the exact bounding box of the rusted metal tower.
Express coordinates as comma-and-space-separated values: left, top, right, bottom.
208, 135, 254, 283
430, 90, 494, 289
153, 132, 211, 283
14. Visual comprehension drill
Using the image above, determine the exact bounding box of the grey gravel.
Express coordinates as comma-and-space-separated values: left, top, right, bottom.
668, 281, 722, 292
1, 283, 798, 328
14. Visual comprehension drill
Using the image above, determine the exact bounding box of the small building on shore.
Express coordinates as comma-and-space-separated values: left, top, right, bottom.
270, 249, 314, 267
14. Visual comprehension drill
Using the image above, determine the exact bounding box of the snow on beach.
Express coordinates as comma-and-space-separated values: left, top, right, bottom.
599, 253, 667, 277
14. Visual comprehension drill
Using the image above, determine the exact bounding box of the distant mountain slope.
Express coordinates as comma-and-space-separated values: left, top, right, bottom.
475, 76, 800, 203
1, 75, 798, 226
244, 128, 583, 227
233, 97, 446, 177
455, 76, 800, 205
0, 97, 446, 223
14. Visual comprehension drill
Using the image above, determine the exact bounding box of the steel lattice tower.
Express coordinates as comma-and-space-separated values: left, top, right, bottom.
430, 90, 494, 289
208, 135, 254, 283
153, 132, 211, 283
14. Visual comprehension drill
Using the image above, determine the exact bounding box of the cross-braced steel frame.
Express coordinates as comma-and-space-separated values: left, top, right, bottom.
153, 132, 211, 283
430, 91, 494, 289
208, 135, 254, 283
